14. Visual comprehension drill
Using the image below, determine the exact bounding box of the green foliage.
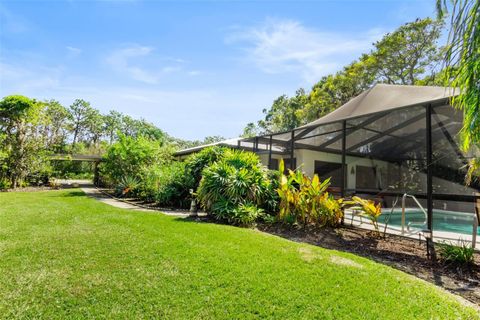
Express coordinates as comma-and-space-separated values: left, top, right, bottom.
372, 18, 443, 85
103, 110, 123, 144
197, 149, 273, 226
100, 134, 172, 187
243, 18, 444, 135
438, 240, 475, 265
185, 146, 229, 190
152, 162, 192, 208
231, 203, 265, 226
43, 100, 70, 152
439, 0, 479, 184
345, 196, 383, 236
0, 177, 11, 190
0, 92, 198, 187
116, 175, 141, 197
0, 95, 50, 188
277, 160, 343, 227
51, 160, 94, 179
68, 99, 98, 146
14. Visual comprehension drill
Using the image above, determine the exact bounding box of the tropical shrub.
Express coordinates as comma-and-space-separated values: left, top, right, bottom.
438, 241, 475, 265
100, 134, 172, 187
129, 161, 193, 208
277, 160, 343, 227
232, 203, 265, 226
264, 170, 280, 214
155, 162, 193, 208
345, 196, 382, 236
185, 146, 229, 190
0, 177, 11, 190
197, 149, 274, 226
116, 175, 141, 197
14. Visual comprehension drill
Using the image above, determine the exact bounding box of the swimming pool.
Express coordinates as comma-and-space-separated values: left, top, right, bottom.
377, 208, 479, 235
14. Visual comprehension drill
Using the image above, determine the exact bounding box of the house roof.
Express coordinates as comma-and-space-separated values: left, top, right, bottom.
175, 138, 243, 156
175, 136, 285, 157
298, 84, 457, 129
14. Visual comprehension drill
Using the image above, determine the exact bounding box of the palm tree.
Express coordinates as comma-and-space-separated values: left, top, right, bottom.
438, 0, 480, 182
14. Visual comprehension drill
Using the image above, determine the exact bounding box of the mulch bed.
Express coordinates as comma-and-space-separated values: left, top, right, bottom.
256, 223, 480, 305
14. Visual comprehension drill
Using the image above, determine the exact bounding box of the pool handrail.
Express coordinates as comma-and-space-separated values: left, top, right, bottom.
401, 193, 428, 235
401, 193, 479, 248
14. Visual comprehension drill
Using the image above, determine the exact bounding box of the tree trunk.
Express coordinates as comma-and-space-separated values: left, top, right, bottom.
72, 126, 79, 148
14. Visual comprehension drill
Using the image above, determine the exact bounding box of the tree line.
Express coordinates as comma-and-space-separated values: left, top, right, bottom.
0, 95, 223, 188
243, 17, 448, 136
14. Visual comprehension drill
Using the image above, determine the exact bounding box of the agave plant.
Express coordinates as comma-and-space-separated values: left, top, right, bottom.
117, 175, 141, 197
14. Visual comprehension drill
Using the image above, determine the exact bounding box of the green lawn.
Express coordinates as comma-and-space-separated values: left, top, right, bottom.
0, 190, 477, 319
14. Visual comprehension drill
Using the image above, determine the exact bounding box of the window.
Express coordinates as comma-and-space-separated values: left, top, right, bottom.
283, 158, 296, 172
356, 165, 378, 190
269, 158, 279, 170
314, 161, 343, 187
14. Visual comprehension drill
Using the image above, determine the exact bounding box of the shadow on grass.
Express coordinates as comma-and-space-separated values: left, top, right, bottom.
52, 190, 86, 198
173, 216, 217, 225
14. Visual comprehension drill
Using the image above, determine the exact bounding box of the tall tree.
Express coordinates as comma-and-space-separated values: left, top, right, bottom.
68, 99, 94, 147
104, 110, 123, 144
372, 18, 443, 85
244, 17, 444, 135
43, 100, 70, 152
86, 108, 104, 146
202, 135, 226, 144
0, 95, 47, 188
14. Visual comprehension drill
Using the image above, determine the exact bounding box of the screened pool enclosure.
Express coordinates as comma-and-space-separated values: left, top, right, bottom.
176, 84, 479, 246
238, 84, 480, 245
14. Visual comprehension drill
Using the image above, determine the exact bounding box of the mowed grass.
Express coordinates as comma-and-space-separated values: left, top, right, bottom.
0, 190, 477, 319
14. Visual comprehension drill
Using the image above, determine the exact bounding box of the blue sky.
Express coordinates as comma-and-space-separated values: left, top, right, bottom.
0, 0, 439, 140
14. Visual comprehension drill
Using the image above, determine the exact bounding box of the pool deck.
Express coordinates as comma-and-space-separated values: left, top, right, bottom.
344, 210, 479, 250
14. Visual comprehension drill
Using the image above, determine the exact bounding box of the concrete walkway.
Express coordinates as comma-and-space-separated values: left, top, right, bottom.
81, 185, 191, 217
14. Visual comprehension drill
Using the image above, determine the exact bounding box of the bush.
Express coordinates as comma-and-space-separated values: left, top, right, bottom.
232, 203, 265, 226
277, 160, 343, 227
155, 162, 193, 208
132, 162, 193, 208
438, 241, 475, 265
344, 196, 382, 236
185, 146, 228, 190
0, 177, 11, 190
116, 175, 140, 197
100, 134, 172, 187
197, 149, 274, 226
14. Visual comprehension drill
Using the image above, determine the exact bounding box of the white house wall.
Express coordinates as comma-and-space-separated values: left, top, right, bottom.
294, 149, 388, 189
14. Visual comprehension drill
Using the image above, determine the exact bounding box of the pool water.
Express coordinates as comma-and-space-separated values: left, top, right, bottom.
377, 208, 479, 235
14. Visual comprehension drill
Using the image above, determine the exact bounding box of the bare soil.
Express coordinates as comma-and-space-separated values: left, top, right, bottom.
257, 223, 480, 305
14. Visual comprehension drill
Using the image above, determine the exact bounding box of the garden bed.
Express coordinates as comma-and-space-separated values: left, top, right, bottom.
257, 223, 480, 305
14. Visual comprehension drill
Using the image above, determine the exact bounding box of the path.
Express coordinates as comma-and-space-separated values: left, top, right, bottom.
79, 183, 191, 217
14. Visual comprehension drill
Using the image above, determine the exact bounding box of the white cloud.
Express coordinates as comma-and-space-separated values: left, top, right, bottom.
227, 18, 383, 83
66, 46, 82, 56
0, 62, 62, 92
106, 45, 160, 84
105, 45, 198, 84
0, 59, 269, 140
